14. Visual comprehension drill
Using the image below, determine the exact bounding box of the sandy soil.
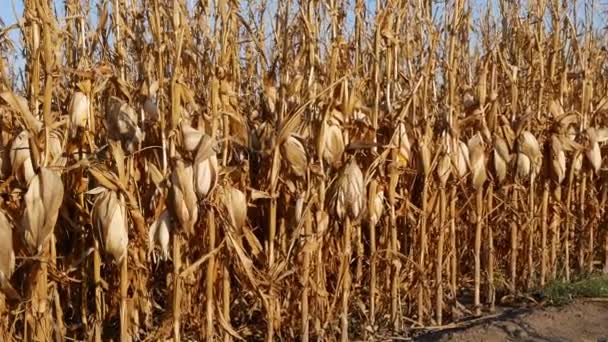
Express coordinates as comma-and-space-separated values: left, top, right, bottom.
416, 300, 608, 342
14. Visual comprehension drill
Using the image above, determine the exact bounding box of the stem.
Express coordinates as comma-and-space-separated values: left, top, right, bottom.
436, 186, 447, 324
173, 236, 181, 342
541, 184, 549, 286
527, 176, 536, 289
120, 250, 129, 342
94, 239, 103, 342
418, 181, 428, 324
474, 188, 483, 316
302, 208, 311, 342
487, 184, 495, 312
389, 173, 399, 330
341, 216, 352, 342
450, 185, 457, 315
223, 263, 231, 342
206, 209, 216, 340
580, 172, 587, 273
551, 186, 561, 280
511, 188, 519, 293
587, 171, 594, 274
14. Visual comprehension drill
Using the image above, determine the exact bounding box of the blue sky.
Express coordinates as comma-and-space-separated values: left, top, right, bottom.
0, 0, 605, 70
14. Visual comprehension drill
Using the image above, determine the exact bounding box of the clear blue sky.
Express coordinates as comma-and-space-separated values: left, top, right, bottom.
0, 0, 605, 66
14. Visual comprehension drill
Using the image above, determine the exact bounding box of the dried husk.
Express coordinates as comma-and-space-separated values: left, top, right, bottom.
516, 153, 531, 180
263, 80, 277, 116
69, 91, 89, 134
321, 121, 345, 167
181, 121, 204, 152
518, 131, 542, 177
468, 134, 487, 190
47, 130, 66, 168
419, 140, 431, 177
149, 210, 171, 261
454, 140, 469, 178
281, 135, 307, 177
169, 160, 198, 234
550, 135, 566, 183
436, 153, 452, 187
22, 167, 64, 253
0, 143, 5, 180
0, 91, 42, 132
390, 123, 411, 168
0, 209, 19, 299
10, 130, 36, 184
332, 159, 365, 220
105, 96, 144, 151
585, 141, 601, 174
221, 185, 247, 230
143, 96, 159, 121
493, 136, 510, 184
92, 190, 128, 263
193, 134, 219, 198
585, 127, 604, 174
367, 180, 384, 226
572, 152, 583, 175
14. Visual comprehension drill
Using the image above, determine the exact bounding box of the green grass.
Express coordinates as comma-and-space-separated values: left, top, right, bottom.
539, 274, 608, 305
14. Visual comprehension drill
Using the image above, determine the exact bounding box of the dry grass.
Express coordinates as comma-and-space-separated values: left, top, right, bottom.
0, 0, 607, 340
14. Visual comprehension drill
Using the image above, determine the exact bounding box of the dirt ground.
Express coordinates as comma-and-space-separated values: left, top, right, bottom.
416, 300, 608, 342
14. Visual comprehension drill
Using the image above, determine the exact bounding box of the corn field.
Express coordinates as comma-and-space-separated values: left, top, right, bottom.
0, 0, 607, 340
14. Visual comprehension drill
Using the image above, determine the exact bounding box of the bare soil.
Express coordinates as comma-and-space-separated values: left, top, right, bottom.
416, 300, 608, 342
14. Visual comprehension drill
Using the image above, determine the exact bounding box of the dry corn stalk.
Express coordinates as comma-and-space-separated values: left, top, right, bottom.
92, 189, 128, 263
